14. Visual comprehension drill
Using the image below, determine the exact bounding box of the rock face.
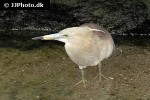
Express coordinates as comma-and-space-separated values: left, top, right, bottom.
71, 0, 148, 34
0, 0, 149, 34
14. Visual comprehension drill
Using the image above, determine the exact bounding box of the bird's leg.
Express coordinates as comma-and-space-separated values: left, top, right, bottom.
94, 63, 108, 82
98, 63, 102, 81
74, 68, 88, 87
81, 69, 88, 86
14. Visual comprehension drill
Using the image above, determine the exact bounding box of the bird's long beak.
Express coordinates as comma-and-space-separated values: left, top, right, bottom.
32, 33, 60, 40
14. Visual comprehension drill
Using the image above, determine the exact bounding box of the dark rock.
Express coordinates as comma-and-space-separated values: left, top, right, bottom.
0, 0, 149, 34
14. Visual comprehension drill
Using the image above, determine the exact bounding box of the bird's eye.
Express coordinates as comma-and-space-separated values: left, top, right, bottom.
64, 34, 68, 37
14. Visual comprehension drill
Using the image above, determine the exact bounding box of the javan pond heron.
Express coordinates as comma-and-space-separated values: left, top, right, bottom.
32, 23, 115, 86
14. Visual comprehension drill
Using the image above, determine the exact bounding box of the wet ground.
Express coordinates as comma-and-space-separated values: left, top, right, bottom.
0, 32, 150, 100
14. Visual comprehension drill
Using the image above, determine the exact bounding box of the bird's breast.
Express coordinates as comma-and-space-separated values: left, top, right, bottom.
65, 42, 100, 66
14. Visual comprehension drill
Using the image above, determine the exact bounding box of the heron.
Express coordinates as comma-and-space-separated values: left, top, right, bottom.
32, 23, 114, 86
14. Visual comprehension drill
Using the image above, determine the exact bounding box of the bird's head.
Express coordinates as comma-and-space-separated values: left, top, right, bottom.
32, 27, 92, 43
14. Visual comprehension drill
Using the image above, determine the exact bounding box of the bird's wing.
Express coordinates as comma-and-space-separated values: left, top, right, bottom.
80, 23, 109, 33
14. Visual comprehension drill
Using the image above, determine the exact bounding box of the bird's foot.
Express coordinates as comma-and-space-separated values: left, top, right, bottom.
94, 73, 108, 83
73, 79, 89, 87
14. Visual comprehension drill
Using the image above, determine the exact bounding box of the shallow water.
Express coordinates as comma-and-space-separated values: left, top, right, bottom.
0, 31, 150, 100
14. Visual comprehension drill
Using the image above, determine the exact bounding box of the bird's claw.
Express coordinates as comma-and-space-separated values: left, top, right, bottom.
73, 79, 89, 87
94, 73, 108, 83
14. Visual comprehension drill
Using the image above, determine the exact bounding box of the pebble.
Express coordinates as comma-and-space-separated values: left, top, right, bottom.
21, 70, 24, 72
36, 96, 40, 99
109, 77, 114, 80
